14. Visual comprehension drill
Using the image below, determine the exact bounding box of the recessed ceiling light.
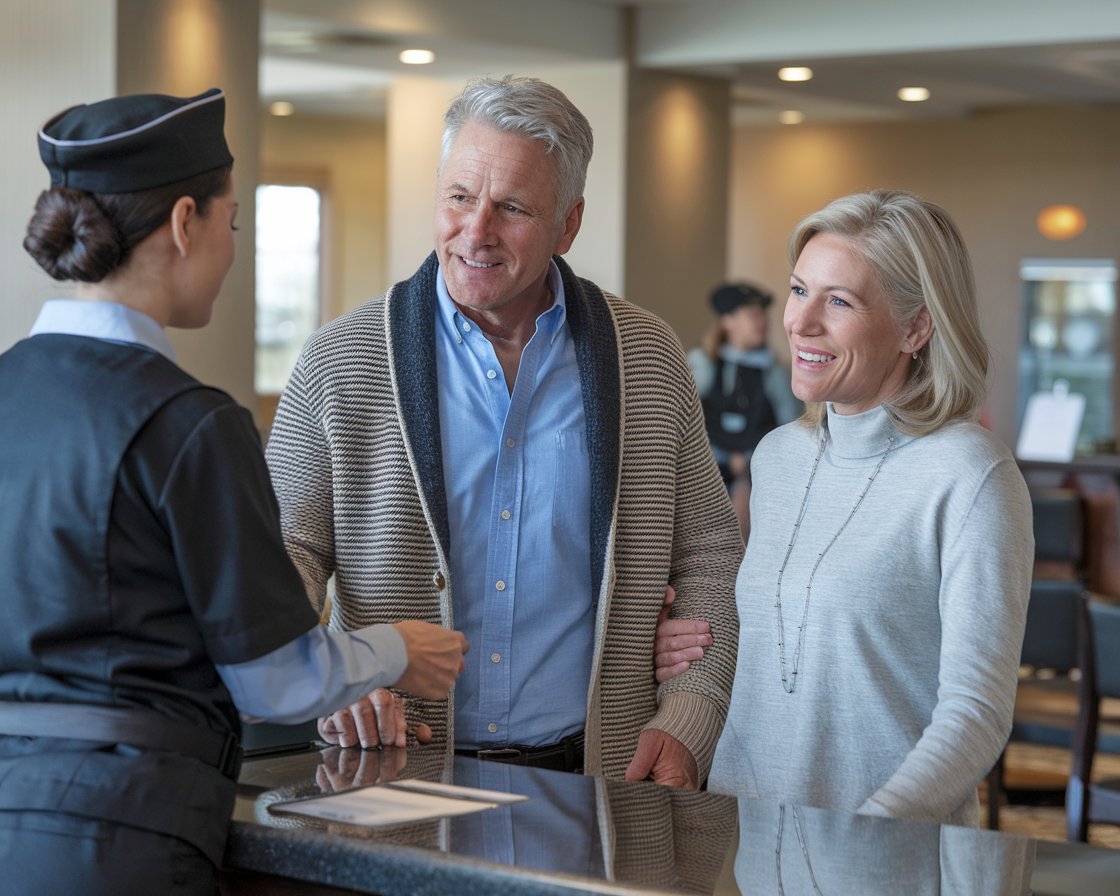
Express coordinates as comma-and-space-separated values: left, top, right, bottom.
897, 86, 931, 102
399, 49, 435, 65
779, 110, 805, 125
778, 67, 813, 82
269, 101, 295, 117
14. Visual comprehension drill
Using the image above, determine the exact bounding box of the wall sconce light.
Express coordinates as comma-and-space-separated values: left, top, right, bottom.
269, 101, 295, 117
778, 110, 804, 125
1037, 204, 1087, 241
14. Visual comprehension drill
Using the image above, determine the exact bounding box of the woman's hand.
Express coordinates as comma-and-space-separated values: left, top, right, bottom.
654, 585, 713, 683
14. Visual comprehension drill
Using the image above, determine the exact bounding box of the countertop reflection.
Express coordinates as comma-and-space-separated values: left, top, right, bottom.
225, 743, 1120, 896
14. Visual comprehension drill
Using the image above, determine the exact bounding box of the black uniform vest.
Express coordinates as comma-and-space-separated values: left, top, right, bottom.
0, 334, 236, 863
700, 355, 778, 460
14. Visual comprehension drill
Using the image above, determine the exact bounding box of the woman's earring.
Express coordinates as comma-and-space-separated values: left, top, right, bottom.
912, 352, 919, 360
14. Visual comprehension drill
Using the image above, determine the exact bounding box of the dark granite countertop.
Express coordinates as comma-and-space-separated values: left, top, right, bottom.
222, 742, 1120, 895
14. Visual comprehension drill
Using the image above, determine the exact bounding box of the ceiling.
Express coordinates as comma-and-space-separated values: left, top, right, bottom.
260, 0, 1120, 126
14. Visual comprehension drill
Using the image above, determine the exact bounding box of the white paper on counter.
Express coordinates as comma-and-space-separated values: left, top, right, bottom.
268, 779, 527, 827
1016, 381, 1085, 462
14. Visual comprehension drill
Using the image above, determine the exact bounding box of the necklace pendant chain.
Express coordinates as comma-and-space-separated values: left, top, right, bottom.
775, 431, 895, 694
776, 805, 825, 896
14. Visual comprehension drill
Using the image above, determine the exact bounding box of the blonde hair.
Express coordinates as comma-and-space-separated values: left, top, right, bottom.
788, 189, 989, 436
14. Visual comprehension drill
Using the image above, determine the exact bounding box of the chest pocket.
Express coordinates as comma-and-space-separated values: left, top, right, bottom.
553, 428, 590, 529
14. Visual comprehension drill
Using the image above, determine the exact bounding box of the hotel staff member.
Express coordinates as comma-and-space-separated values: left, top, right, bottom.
0, 88, 466, 896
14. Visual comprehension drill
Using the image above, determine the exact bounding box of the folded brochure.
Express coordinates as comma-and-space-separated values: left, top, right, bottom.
269, 779, 528, 827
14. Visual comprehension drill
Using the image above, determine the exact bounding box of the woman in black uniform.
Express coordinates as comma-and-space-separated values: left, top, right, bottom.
0, 88, 467, 895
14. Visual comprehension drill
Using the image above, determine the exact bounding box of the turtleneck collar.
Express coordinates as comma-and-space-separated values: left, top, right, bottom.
823, 403, 911, 462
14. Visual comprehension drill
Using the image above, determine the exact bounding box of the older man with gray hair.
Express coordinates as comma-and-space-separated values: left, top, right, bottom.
266, 75, 741, 787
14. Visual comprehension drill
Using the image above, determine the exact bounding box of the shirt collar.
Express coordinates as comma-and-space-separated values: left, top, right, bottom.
435, 259, 568, 344
29, 300, 176, 361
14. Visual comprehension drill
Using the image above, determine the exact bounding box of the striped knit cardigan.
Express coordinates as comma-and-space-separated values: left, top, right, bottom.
266, 253, 744, 780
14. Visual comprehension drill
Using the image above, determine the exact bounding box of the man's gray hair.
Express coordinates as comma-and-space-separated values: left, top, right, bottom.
441, 75, 594, 221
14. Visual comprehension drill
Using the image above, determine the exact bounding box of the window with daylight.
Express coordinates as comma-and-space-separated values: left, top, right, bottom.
1019, 258, 1117, 455
255, 183, 323, 395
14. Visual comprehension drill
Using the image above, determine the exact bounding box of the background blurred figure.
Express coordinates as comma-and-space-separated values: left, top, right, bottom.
689, 282, 802, 539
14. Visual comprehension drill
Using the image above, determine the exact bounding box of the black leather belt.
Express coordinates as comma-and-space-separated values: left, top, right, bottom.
0, 700, 243, 779
456, 730, 584, 773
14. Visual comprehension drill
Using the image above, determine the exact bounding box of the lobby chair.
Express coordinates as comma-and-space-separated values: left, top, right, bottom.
1066, 595, 1120, 841
1031, 487, 1085, 582
987, 578, 1084, 829
987, 487, 1087, 829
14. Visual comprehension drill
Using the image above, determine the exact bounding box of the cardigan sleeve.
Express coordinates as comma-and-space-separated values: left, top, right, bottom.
643, 349, 744, 779
265, 351, 337, 618
859, 456, 1033, 821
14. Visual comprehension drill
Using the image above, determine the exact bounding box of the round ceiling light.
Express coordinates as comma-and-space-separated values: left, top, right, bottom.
897, 86, 930, 102
778, 67, 813, 82
399, 49, 435, 65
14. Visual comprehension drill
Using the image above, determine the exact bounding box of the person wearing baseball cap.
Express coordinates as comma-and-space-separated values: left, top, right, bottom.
689, 281, 803, 538
0, 89, 466, 894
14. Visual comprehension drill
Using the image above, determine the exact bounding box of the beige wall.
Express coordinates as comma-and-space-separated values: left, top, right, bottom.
0, 0, 115, 352
626, 70, 731, 351
729, 104, 1120, 448
261, 112, 388, 318
116, 0, 261, 418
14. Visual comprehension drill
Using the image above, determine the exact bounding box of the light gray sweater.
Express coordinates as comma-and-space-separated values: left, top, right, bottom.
709, 404, 1033, 825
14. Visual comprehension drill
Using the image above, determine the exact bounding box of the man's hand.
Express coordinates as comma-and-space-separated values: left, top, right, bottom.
654, 585, 712, 683
318, 688, 436, 750
624, 729, 699, 789
392, 619, 469, 699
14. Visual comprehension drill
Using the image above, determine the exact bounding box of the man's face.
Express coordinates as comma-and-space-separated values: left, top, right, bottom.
435, 121, 583, 320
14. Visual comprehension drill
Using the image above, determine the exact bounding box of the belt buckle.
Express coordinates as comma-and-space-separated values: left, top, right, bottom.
475, 747, 523, 763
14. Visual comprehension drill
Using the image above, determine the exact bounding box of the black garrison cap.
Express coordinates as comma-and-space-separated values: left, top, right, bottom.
710, 282, 773, 315
37, 87, 233, 194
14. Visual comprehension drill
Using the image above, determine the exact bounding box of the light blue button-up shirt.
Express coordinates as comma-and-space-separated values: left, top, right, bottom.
435, 262, 594, 749
28, 299, 408, 725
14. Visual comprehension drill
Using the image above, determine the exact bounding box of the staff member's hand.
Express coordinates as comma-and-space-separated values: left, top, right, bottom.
392, 619, 469, 698
318, 621, 466, 749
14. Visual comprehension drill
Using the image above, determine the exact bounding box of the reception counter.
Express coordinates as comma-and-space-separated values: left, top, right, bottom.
222, 743, 1120, 896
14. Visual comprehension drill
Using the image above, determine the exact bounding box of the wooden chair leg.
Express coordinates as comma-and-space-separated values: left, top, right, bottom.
987, 751, 1004, 830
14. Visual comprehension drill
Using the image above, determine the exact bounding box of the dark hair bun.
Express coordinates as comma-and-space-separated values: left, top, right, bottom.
23, 188, 123, 282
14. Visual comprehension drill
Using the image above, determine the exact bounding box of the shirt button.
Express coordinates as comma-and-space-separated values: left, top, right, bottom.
500, 510, 511, 520
490, 653, 501, 664
462, 321, 472, 332
487, 722, 497, 734
486, 369, 497, 380
505, 438, 515, 448
495, 580, 506, 591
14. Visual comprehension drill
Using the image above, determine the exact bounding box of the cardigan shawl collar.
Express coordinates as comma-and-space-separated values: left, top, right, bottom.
386, 252, 621, 602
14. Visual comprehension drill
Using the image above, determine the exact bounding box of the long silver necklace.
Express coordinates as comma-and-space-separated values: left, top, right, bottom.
776, 805, 824, 896
775, 430, 894, 693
